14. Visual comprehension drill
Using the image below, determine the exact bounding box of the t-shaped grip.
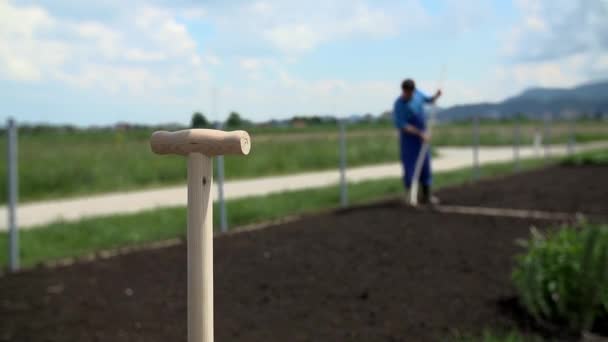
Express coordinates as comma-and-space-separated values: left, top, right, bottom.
150, 129, 251, 156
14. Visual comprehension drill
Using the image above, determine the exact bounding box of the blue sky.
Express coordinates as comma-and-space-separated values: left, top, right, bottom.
1, 0, 607, 125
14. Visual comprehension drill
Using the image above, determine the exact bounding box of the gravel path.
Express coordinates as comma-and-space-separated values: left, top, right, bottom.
1, 142, 606, 230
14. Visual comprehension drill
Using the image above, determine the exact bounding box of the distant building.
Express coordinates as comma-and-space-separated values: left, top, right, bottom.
291, 118, 307, 128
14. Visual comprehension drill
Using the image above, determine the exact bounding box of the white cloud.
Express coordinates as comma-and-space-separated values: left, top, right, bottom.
6, 0, 606, 124
206, 0, 413, 56
2, 0, 419, 121
134, 7, 197, 57
495, 53, 603, 90
55, 64, 161, 94
0, 1, 212, 96
251, 1, 273, 16
264, 25, 319, 53
0, 0, 55, 33
218, 67, 396, 117
74, 21, 122, 59
204, 54, 221, 66
438, 0, 493, 34
524, 16, 546, 32
179, 7, 207, 20
239, 58, 264, 72
494, 0, 608, 100
125, 48, 166, 62
262, 2, 400, 53
0, 1, 66, 81
238, 57, 278, 80
595, 54, 608, 71
3, 58, 39, 81
505, 0, 608, 61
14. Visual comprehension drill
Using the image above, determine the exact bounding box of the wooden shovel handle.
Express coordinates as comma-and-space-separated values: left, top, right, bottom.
151, 129, 251, 156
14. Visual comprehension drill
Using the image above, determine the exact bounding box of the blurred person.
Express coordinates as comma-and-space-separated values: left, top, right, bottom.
393, 78, 442, 205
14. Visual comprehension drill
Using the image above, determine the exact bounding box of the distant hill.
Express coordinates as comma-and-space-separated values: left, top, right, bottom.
437, 80, 608, 121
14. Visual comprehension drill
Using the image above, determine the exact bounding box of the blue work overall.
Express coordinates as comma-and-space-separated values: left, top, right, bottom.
393, 90, 433, 190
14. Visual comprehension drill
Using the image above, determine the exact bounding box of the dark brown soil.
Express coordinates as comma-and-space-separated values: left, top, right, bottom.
0, 165, 604, 341
0, 204, 561, 342
438, 165, 608, 215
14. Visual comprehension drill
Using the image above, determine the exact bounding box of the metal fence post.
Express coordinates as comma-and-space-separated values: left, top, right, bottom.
7, 118, 19, 271
568, 116, 576, 155
533, 128, 541, 157
513, 119, 520, 171
215, 123, 228, 233
543, 113, 552, 158
472, 115, 480, 181
339, 120, 348, 207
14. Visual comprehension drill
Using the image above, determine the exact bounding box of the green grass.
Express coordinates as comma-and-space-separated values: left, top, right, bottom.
562, 148, 608, 166
431, 121, 608, 147
0, 120, 605, 204
0, 155, 552, 269
0, 129, 401, 204
244, 120, 393, 134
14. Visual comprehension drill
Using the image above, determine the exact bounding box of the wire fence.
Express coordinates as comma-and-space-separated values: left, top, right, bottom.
1, 114, 593, 271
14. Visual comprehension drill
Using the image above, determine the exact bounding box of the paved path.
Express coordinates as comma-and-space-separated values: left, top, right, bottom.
1, 142, 606, 230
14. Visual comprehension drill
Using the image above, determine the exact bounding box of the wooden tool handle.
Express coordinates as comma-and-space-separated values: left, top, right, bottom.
151, 129, 251, 156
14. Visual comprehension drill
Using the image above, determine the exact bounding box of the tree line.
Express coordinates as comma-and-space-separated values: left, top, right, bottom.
191, 111, 252, 129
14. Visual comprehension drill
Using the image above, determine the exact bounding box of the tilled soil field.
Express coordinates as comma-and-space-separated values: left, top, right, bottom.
0, 165, 604, 341
438, 164, 608, 215
0, 206, 562, 342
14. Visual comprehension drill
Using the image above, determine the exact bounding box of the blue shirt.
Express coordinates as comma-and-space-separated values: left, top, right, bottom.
393, 90, 433, 131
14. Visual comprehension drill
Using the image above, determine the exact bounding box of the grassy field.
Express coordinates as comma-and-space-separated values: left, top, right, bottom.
0, 120, 606, 204
0, 128, 400, 203
0, 152, 566, 269
432, 120, 608, 146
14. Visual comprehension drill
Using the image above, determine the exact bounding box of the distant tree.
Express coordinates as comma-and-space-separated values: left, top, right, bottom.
379, 110, 393, 123
226, 111, 245, 128
191, 112, 209, 128
363, 113, 375, 122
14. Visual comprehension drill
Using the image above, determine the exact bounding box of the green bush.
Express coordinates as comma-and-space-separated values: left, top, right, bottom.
562, 149, 608, 166
512, 225, 608, 333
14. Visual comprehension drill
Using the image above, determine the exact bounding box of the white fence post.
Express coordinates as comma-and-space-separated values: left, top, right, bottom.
339, 120, 348, 207
472, 114, 480, 181
7, 118, 19, 271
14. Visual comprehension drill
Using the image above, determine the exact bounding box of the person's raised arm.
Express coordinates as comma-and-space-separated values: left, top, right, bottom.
424, 89, 442, 104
